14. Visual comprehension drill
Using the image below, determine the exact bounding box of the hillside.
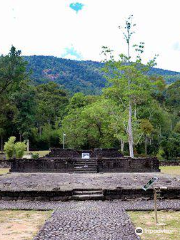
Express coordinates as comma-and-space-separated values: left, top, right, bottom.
24, 56, 180, 94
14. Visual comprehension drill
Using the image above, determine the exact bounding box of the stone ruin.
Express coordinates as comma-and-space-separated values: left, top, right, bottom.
10, 148, 160, 173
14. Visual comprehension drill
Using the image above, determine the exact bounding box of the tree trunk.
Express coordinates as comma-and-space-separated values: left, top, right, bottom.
39, 126, 42, 137
0, 135, 3, 152
145, 135, 148, 155
128, 101, 134, 158
27, 139, 30, 153
120, 139, 124, 153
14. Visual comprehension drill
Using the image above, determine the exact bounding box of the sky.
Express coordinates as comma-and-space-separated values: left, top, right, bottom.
0, 0, 180, 71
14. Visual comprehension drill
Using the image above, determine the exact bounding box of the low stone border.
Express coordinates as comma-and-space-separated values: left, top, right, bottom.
0, 160, 10, 168
160, 161, 180, 166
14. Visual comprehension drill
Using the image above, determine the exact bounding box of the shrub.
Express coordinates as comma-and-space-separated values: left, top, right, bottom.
14, 142, 27, 159
32, 153, 39, 159
4, 137, 16, 159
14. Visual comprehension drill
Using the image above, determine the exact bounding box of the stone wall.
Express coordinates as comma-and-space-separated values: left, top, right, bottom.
97, 157, 160, 172
94, 148, 123, 158
10, 158, 76, 173
10, 157, 160, 173
0, 187, 179, 201
46, 148, 123, 159
47, 149, 81, 158
159, 160, 180, 166
0, 153, 5, 160
0, 160, 11, 168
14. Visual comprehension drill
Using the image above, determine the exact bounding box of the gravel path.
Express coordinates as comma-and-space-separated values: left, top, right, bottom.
0, 199, 180, 211
33, 201, 140, 240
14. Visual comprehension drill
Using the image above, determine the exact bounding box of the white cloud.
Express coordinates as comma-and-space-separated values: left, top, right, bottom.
0, 0, 180, 71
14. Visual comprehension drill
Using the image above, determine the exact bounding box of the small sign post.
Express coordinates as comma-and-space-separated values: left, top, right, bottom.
142, 177, 158, 191
154, 188, 158, 225
142, 177, 159, 225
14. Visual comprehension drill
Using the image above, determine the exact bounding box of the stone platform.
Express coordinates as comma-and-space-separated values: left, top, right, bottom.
10, 148, 160, 173
0, 172, 179, 201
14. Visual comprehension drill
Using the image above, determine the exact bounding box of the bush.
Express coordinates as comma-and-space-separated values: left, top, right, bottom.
14, 142, 27, 159
32, 153, 39, 159
4, 137, 16, 159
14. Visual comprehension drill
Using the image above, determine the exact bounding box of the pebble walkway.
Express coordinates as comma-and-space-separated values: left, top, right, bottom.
0, 199, 180, 211
33, 201, 140, 240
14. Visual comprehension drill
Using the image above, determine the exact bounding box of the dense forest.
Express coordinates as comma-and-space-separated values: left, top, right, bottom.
24, 55, 180, 94
0, 46, 180, 160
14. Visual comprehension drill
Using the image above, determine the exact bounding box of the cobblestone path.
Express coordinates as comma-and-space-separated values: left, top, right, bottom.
33, 201, 140, 240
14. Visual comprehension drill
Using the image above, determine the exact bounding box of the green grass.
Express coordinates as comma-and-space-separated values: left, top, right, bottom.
25, 150, 50, 157
129, 211, 180, 240
0, 168, 9, 175
160, 166, 180, 176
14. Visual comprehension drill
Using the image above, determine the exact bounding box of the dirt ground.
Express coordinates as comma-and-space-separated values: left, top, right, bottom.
0, 210, 52, 240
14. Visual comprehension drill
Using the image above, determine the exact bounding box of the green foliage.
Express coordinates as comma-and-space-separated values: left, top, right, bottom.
140, 119, 154, 135
4, 137, 26, 159
14, 141, 26, 159
4, 136, 16, 159
32, 153, 39, 159
174, 121, 180, 133
60, 98, 116, 149
0, 46, 27, 94
160, 133, 180, 159
35, 82, 69, 125
156, 147, 165, 160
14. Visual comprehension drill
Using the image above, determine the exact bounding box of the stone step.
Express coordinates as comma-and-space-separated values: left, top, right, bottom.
73, 190, 103, 195
72, 194, 104, 200
75, 163, 96, 165
74, 166, 97, 169
74, 171, 97, 173
74, 163, 97, 166
74, 165, 97, 168
74, 169, 97, 172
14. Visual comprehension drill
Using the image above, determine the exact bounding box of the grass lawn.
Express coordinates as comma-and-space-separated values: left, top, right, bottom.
0, 210, 52, 240
0, 168, 9, 175
160, 166, 180, 176
25, 150, 50, 157
129, 211, 180, 240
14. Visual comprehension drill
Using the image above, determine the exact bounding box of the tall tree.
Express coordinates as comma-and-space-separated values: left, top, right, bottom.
0, 46, 28, 95
102, 15, 157, 157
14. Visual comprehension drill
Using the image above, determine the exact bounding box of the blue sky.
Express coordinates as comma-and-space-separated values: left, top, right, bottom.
69, 2, 84, 13
0, 0, 180, 71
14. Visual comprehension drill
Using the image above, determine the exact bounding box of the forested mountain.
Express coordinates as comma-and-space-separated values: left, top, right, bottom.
24, 56, 180, 94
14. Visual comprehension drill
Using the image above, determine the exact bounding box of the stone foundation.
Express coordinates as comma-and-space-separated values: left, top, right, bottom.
9, 148, 160, 173
0, 160, 11, 168
160, 160, 180, 166
10, 157, 159, 173
0, 187, 179, 201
